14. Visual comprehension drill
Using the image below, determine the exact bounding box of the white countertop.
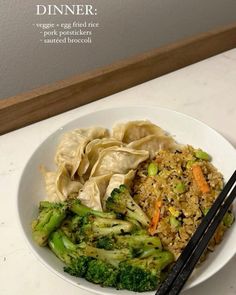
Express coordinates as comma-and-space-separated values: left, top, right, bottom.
1, 49, 236, 295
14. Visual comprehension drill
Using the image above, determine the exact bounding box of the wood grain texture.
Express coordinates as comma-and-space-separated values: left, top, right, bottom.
1, 22, 236, 135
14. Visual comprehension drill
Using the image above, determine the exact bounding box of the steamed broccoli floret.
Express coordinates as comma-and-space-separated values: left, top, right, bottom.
33, 197, 175, 292
80, 215, 134, 241
95, 231, 162, 258
96, 231, 162, 254
95, 231, 163, 261
70, 200, 135, 240
85, 259, 118, 287
49, 229, 132, 269
32, 201, 67, 246
118, 261, 158, 292
83, 244, 132, 267
117, 251, 174, 292
106, 185, 150, 228
60, 200, 133, 243
48, 229, 174, 292
49, 230, 93, 277
64, 256, 93, 277
116, 231, 162, 250
49, 230, 132, 266
96, 236, 115, 250
60, 216, 80, 243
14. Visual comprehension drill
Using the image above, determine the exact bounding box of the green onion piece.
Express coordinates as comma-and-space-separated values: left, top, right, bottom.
174, 182, 186, 194
148, 163, 158, 176
223, 212, 235, 228
170, 215, 181, 228
195, 150, 211, 161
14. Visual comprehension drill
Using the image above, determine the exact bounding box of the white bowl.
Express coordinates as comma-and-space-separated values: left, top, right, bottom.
17, 106, 236, 295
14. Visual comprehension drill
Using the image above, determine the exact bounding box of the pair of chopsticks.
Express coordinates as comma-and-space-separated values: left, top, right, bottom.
156, 170, 236, 295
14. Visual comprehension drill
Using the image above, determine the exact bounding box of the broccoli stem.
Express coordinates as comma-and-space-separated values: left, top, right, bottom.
70, 199, 116, 219
125, 203, 150, 228
48, 230, 79, 265
49, 230, 93, 277
139, 248, 163, 258
39, 201, 62, 210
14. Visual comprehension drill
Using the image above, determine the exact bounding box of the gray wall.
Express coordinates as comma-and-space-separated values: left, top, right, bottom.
1, 0, 236, 99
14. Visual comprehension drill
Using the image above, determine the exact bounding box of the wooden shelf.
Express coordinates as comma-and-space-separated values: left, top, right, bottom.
1, 22, 236, 135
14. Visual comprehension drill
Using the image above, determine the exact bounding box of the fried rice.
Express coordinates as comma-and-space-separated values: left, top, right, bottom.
132, 145, 232, 260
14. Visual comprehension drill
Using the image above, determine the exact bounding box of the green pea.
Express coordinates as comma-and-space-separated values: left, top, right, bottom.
203, 208, 210, 216
170, 215, 181, 228
195, 150, 210, 161
174, 182, 186, 194
223, 212, 235, 228
148, 163, 158, 176
186, 160, 196, 169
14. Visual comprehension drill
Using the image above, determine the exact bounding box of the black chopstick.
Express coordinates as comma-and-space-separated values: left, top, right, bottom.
156, 170, 236, 295
168, 182, 236, 295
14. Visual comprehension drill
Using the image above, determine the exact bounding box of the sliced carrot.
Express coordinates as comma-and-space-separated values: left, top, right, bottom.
148, 200, 162, 235
156, 200, 162, 208
192, 165, 210, 193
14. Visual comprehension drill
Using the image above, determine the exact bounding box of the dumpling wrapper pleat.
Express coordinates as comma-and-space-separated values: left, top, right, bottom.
128, 134, 177, 159
90, 146, 149, 177
42, 165, 83, 202
81, 138, 123, 180
112, 120, 165, 144
77, 174, 112, 211
54, 127, 109, 178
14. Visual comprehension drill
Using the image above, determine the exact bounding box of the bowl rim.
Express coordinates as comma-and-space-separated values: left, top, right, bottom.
16, 104, 236, 294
